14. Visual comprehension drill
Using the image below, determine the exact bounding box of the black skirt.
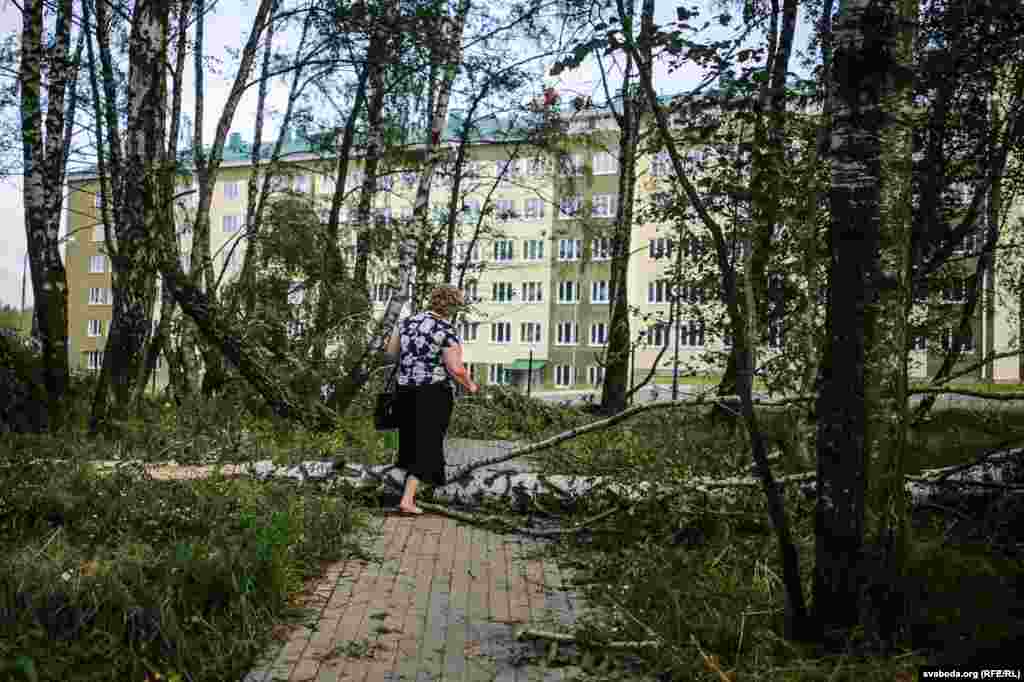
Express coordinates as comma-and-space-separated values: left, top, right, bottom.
395, 381, 454, 486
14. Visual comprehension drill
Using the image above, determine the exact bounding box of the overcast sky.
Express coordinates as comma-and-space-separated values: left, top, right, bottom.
0, 0, 811, 310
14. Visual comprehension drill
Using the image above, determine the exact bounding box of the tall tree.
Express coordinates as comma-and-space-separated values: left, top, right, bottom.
19, 0, 78, 429
814, 0, 905, 636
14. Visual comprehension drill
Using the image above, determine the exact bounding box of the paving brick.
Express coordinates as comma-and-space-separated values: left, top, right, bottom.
244, 489, 594, 682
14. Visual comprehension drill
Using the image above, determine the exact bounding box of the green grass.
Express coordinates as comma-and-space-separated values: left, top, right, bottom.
0, 391, 374, 681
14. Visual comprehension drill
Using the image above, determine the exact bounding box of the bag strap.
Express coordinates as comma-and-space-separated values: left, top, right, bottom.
384, 361, 399, 392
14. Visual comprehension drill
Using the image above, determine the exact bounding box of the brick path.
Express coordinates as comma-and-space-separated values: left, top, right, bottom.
243, 513, 586, 682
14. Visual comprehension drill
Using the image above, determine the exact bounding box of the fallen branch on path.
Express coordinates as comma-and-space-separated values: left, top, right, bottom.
513, 626, 660, 650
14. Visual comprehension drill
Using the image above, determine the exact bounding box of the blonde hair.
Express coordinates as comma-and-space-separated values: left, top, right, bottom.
428, 285, 464, 319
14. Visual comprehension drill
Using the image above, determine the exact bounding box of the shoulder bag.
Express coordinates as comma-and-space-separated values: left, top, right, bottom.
374, 362, 400, 431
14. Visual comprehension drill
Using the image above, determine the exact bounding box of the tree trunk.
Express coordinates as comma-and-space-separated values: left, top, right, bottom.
310, 68, 368, 363
814, 0, 901, 639
20, 0, 75, 430
352, 8, 393, 293
91, 0, 172, 430
133, 0, 193, 406
599, 16, 640, 415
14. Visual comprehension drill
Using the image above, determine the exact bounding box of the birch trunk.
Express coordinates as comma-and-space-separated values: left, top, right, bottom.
599, 3, 640, 415
19, 0, 75, 430
352, 6, 393, 293
815, 0, 902, 636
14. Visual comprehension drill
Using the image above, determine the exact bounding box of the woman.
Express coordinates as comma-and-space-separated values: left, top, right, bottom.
385, 285, 479, 514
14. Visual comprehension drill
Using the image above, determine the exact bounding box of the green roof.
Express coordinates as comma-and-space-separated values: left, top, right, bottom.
508, 359, 546, 371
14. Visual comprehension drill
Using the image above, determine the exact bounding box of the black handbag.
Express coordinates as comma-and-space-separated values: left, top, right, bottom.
374, 363, 400, 431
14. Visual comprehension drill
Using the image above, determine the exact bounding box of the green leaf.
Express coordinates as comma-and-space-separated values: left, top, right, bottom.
14, 657, 38, 682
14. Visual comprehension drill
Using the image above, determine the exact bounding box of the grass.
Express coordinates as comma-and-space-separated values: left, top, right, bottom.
0, 386, 376, 682
525, 402, 1024, 680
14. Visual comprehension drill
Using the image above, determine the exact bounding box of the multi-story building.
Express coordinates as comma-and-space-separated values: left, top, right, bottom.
64, 102, 1023, 392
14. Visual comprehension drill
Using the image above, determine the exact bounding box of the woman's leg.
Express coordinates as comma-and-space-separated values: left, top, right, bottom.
399, 474, 420, 513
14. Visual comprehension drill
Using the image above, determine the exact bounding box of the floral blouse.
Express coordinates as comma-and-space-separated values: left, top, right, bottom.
397, 312, 461, 388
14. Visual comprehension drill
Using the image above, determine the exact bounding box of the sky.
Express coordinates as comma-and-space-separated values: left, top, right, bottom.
0, 0, 814, 310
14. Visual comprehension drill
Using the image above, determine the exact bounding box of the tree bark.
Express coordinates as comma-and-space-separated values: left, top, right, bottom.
19, 0, 75, 430
814, 0, 900, 638
599, 3, 640, 415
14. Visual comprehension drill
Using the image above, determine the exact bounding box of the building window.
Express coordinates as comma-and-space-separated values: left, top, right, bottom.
456, 241, 481, 263
590, 322, 608, 346
678, 282, 706, 304
494, 198, 516, 221
524, 197, 545, 220
491, 321, 512, 343
558, 196, 582, 219
93, 193, 103, 209
768, 319, 785, 349
588, 365, 605, 386
370, 283, 391, 303
523, 239, 545, 261
461, 199, 481, 223
87, 319, 104, 337
646, 324, 670, 347
648, 279, 671, 304
489, 363, 511, 385
459, 321, 479, 342
555, 364, 574, 387
287, 286, 305, 305
372, 207, 391, 225
376, 174, 394, 191
558, 238, 582, 261
492, 281, 515, 303
591, 280, 610, 304
89, 255, 107, 273
522, 281, 543, 302
493, 239, 515, 262
683, 236, 706, 260
292, 175, 310, 193
556, 321, 578, 345
521, 321, 543, 343
462, 281, 479, 303
681, 320, 706, 347
941, 327, 974, 353
526, 157, 549, 176
649, 237, 674, 260
591, 194, 616, 218
495, 159, 521, 178
558, 154, 584, 176
180, 251, 191, 272
651, 150, 672, 177
88, 287, 111, 305
942, 277, 967, 303
223, 215, 241, 233
592, 151, 618, 175
592, 238, 612, 261
389, 171, 410, 189
912, 334, 927, 351
92, 225, 105, 243
86, 350, 104, 371
224, 181, 241, 199
557, 280, 580, 304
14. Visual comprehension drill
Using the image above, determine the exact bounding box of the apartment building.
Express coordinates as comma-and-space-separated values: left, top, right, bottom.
64, 104, 1022, 392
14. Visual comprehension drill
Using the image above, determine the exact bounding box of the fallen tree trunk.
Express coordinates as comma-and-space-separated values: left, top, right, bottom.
86, 445, 1020, 512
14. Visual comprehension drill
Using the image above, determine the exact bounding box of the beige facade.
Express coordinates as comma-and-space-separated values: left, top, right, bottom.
63, 110, 1022, 392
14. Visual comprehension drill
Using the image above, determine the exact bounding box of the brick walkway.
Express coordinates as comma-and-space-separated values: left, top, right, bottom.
244, 513, 586, 682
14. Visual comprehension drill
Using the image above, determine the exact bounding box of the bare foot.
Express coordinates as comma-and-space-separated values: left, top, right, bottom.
398, 504, 424, 515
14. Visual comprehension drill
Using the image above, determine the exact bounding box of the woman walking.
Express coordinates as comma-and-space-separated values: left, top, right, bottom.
386, 285, 479, 514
